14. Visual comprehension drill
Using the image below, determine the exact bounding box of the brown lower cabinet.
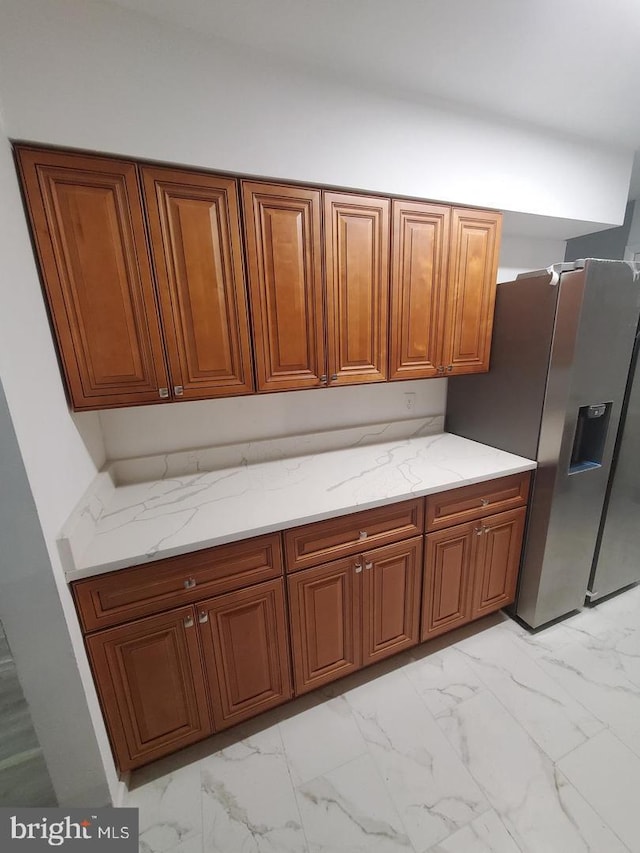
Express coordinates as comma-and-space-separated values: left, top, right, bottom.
86, 580, 291, 771
288, 537, 422, 694
86, 606, 213, 772
422, 506, 526, 640
77, 477, 530, 772
198, 579, 292, 731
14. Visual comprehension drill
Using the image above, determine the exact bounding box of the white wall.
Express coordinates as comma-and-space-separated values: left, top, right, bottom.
0, 116, 119, 800
100, 379, 447, 459
498, 235, 567, 282
0, 0, 632, 229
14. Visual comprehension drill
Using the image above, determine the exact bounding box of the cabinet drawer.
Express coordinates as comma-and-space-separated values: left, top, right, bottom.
425, 472, 531, 532
73, 533, 283, 632
284, 499, 424, 573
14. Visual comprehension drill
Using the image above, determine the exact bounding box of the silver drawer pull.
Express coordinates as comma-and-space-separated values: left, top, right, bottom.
184, 578, 196, 589
354, 563, 363, 573
174, 385, 184, 397
359, 531, 368, 540
198, 612, 209, 624
184, 615, 194, 628
480, 498, 489, 507
365, 562, 373, 570
474, 527, 483, 536
158, 387, 169, 399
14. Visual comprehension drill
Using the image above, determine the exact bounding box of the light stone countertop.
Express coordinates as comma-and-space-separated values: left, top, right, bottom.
59, 421, 536, 581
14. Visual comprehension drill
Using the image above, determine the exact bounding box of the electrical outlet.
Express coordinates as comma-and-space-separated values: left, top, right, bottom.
404, 392, 416, 411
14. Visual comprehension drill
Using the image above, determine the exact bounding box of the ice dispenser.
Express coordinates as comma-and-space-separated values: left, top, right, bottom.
569, 402, 612, 473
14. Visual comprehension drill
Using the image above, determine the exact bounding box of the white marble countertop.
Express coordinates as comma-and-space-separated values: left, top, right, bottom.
59, 421, 536, 581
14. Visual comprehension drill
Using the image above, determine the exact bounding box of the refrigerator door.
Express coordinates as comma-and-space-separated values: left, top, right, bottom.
589, 333, 640, 601
446, 269, 561, 460
517, 261, 640, 627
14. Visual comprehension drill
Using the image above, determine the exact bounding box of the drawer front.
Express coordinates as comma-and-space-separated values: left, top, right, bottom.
73, 533, 283, 632
425, 472, 531, 532
284, 499, 424, 573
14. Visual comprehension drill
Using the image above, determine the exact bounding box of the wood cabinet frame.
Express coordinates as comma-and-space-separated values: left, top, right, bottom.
16, 144, 502, 410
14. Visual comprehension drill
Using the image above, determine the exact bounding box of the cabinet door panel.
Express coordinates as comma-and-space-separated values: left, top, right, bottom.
443, 209, 501, 375
473, 507, 525, 618
422, 521, 476, 640
86, 607, 212, 771
390, 200, 449, 379
199, 579, 292, 730
242, 183, 325, 391
362, 537, 422, 664
288, 558, 361, 694
16, 148, 169, 409
324, 192, 390, 384
142, 167, 253, 399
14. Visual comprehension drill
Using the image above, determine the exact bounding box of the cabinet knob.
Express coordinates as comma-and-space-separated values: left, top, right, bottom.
437, 366, 445, 374
474, 527, 483, 536
198, 611, 209, 624
447, 365, 453, 372
158, 387, 169, 398
320, 374, 328, 384
174, 385, 184, 397
359, 531, 368, 540
354, 563, 363, 573
184, 615, 194, 628
480, 498, 489, 507
365, 561, 373, 570
331, 374, 338, 381
184, 577, 196, 589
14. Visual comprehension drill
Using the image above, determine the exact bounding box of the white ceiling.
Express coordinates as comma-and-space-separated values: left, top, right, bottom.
107, 0, 640, 148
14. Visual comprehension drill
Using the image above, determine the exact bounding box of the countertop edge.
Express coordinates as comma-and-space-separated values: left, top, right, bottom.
64, 460, 536, 583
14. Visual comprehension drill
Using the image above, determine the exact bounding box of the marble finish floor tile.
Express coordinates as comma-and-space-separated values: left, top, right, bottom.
426, 809, 522, 853
558, 729, 640, 853
279, 694, 368, 785
404, 646, 485, 719
453, 628, 604, 760
295, 753, 411, 853
345, 669, 488, 851
437, 690, 629, 853
200, 725, 307, 853
123, 585, 640, 853
126, 761, 202, 853
531, 631, 640, 758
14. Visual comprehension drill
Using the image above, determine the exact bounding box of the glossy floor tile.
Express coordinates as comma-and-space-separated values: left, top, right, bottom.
123, 588, 640, 853
0, 623, 57, 807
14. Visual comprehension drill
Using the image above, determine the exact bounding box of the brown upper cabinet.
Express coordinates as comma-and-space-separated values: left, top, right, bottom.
243, 185, 390, 391
141, 166, 253, 400
390, 200, 450, 379
324, 192, 390, 385
17, 145, 502, 410
16, 147, 170, 410
242, 182, 325, 391
443, 208, 501, 375
390, 202, 501, 379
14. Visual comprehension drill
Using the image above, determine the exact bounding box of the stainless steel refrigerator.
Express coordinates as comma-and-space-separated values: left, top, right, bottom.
447, 259, 640, 629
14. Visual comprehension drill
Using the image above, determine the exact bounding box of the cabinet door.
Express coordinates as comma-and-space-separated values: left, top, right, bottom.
472, 507, 525, 619
422, 521, 476, 640
86, 606, 212, 771
324, 192, 390, 385
16, 147, 169, 410
288, 557, 361, 694
242, 182, 325, 391
362, 537, 422, 665
389, 200, 449, 379
442, 208, 501, 375
141, 167, 253, 400
198, 579, 292, 730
